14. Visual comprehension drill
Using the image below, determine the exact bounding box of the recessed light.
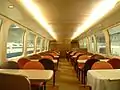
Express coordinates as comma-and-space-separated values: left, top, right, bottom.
8, 5, 14, 9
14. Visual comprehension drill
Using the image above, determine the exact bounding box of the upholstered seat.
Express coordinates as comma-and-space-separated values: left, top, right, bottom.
17, 57, 30, 69
0, 73, 31, 90
39, 58, 55, 86
107, 58, 120, 69
28, 54, 41, 59
23, 61, 45, 90
0, 61, 19, 69
78, 59, 99, 84
91, 61, 113, 70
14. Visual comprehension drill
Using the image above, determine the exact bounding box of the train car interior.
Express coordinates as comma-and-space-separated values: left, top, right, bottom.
0, 0, 120, 90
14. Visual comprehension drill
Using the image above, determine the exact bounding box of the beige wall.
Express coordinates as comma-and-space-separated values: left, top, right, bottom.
49, 40, 79, 58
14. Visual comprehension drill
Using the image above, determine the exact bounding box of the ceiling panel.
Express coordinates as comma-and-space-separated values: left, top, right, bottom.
34, 0, 101, 41
1, 0, 102, 41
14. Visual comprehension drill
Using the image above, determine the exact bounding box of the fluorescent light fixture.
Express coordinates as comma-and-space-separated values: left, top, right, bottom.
19, 0, 57, 40
71, 0, 119, 40
8, 5, 14, 9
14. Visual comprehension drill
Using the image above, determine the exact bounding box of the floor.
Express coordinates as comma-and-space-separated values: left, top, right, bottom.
47, 58, 90, 90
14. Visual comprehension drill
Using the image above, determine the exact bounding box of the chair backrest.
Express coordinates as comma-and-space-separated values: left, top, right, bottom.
70, 51, 77, 56
0, 61, 19, 69
107, 58, 120, 69
41, 55, 54, 60
78, 55, 90, 60
74, 52, 81, 57
91, 61, 113, 70
28, 54, 41, 59
18, 57, 30, 69
49, 53, 57, 56
0, 73, 31, 90
68, 51, 73, 55
39, 58, 54, 70
83, 59, 100, 76
90, 54, 105, 59
23, 61, 44, 70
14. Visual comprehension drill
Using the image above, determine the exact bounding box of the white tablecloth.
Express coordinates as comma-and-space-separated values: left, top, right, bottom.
0, 69, 53, 82
87, 69, 120, 90
77, 59, 108, 64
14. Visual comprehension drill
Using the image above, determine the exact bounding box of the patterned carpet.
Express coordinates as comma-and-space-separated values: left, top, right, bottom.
47, 58, 90, 90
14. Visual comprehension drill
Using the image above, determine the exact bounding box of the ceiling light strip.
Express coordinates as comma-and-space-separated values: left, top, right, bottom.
71, 0, 119, 40
20, 0, 57, 40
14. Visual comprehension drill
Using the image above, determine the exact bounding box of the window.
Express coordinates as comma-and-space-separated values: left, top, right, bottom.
79, 40, 84, 48
46, 40, 49, 51
27, 32, 35, 54
95, 31, 106, 54
89, 36, 95, 52
42, 38, 45, 51
7, 24, 25, 58
0, 19, 3, 31
83, 38, 87, 48
108, 25, 120, 56
44, 39, 49, 51
36, 37, 41, 52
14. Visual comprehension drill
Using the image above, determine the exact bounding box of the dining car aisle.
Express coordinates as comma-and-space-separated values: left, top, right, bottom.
47, 58, 90, 90
55, 58, 80, 90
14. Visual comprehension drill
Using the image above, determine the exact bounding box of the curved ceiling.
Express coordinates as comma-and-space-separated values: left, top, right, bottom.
0, 0, 105, 41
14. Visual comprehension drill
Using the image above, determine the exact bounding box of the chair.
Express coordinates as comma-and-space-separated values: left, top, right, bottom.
78, 59, 99, 84
77, 54, 91, 78
71, 52, 81, 66
91, 61, 113, 70
90, 54, 105, 59
49, 53, 57, 57
0, 61, 19, 69
23, 61, 44, 70
48, 52, 60, 63
79, 85, 92, 90
107, 58, 120, 69
17, 57, 30, 69
39, 58, 54, 70
39, 58, 55, 86
66, 51, 73, 61
0, 73, 31, 90
41, 55, 54, 60
23, 61, 44, 90
28, 54, 41, 59
73, 53, 84, 72
78, 54, 91, 60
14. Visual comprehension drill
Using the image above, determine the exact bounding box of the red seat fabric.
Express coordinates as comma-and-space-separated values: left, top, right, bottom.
91, 61, 113, 70
107, 58, 120, 69
23, 61, 45, 90
17, 58, 30, 69
23, 61, 44, 70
